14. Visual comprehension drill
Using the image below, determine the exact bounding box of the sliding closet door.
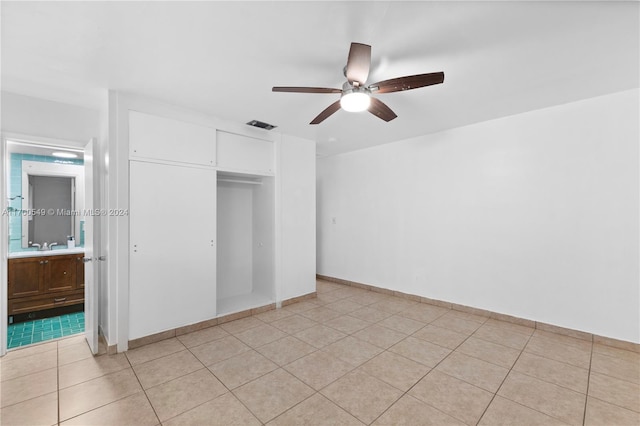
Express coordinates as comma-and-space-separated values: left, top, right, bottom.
129, 160, 216, 339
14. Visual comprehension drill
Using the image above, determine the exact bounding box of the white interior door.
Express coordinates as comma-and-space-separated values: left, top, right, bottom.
83, 138, 99, 354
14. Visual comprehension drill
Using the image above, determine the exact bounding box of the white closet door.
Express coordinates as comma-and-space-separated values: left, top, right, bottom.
129, 160, 216, 339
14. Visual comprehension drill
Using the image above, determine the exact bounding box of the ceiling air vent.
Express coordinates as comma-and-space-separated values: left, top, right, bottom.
246, 120, 277, 130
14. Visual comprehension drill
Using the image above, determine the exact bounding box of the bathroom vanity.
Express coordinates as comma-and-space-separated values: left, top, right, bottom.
7, 250, 85, 316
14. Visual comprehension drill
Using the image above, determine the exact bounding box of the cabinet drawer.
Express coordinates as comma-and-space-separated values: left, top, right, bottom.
8, 290, 84, 316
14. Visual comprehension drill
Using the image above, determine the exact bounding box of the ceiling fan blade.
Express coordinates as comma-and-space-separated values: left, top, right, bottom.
310, 100, 342, 124
272, 86, 342, 94
368, 97, 397, 122
346, 42, 371, 86
369, 72, 444, 94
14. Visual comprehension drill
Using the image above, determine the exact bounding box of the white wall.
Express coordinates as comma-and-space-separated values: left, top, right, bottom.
1, 92, 99, 144
317, 89, 639, 343
278, 134, 317, 301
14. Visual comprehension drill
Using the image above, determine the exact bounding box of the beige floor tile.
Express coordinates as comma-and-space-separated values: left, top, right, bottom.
124, 338, 185, 366
532, 330, 592, 351
209, 349, 278, 389
321, 369, 403, 425
397, 303, 449, 324
146, 368, 227, 421
0, 391, 57, 426
300, 306, 344, 322
176, 325, 229, 348
377, 315, 424, 335
59, 368, 142, 421
322, 335, 383, 366
58, 335, 87, 348
254, 308, 296, 323
412, 324, 468, 349
284, 350, 354, 390
269, 393, 364, 426
1, 368, 57, 408
389, 336, 451, 367
524, 335, 591, 369
443, 309, 489, 324
3, 341, 57, 361
58, 340, 93, 366
61, 391, 159, 426
233, 323, 288, 348
233, 368, 315, 423
1, 348, 57, 381
347, 291, 390, 306
294, 324, 347, 348
457, 336, 522, 369
498, 371, 586, 425
256, 336, 317, 366
133, 349, 204, 389
585, 396, 640, 426
324, 299, 366, 314
473, 323, 532, 350
436, 351, 509, 393
271, 314, 318, 334
590, 351, 640, 384
431, 315, 483, 335
513, 352, 589, 393
349, 306, 393, 323
189, 335, 251, 366
587, 372, 640, 413
282, 300, 322, 314
484, 318, 535, 336
592, 343, 640, 363
324, 315, 371, 335
330, 287, 370, 300
478, 395, 567, 426
353, 324, 407, 349
315, 291, 343, 304
59, 352, 131, 389
164, 392, 260, 426
219, 316, 265, 334
368, 298, 419, 315
359, 351, 430, 391
408, 370, 494, 425
372, 394, 465, 426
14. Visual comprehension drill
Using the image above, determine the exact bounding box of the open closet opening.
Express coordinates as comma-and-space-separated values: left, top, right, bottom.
216, 172, 275, 315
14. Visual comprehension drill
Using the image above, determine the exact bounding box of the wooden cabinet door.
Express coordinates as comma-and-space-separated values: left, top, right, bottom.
45, 255, 76, 293
76, 255, 85, 289
8, 257, 44, 299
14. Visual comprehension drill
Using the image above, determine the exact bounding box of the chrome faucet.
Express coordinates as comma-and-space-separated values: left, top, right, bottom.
29, 242, 58, 251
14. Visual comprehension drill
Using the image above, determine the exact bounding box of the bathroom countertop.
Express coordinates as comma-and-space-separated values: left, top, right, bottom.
8, 247, 85, 258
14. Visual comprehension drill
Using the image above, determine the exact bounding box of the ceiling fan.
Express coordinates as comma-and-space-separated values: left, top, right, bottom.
272, 42, 444, 124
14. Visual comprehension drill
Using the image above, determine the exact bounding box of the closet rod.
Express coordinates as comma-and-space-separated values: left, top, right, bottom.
218, 178, 262, 185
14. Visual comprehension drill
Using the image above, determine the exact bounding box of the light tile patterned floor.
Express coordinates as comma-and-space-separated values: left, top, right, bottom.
7, 312, 85, 349
1, 280, 639, 425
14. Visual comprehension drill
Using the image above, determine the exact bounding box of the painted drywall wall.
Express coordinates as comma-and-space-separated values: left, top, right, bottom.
317, 89, 639, 343
1, 92, 99, 144
279, 134, 317, 301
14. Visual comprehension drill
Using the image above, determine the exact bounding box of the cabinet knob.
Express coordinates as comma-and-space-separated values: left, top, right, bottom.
39, 261, 44, 265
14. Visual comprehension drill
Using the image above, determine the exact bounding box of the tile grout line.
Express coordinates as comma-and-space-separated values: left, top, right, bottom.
475, 329, 535, 425
582, 338, 594, 426
124, 351, 163, 425
56, 340, 61, 426
368, 314, 491, 425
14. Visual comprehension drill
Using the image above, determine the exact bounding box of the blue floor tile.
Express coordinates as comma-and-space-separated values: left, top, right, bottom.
7, 312, 85, 349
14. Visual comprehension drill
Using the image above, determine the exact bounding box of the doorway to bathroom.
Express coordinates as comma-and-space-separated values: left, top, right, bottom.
2, 136, 99, 354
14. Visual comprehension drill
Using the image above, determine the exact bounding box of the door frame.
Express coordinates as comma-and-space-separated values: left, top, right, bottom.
0, 133, 99, 356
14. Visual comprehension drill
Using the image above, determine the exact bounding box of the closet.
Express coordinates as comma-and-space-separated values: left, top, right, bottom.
127, 108, 282, 340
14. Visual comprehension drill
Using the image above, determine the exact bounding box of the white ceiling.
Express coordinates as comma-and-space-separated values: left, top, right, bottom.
1, 1, 638, 156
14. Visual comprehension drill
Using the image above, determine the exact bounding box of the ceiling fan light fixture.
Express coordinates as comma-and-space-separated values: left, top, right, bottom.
340, 90, 371, 112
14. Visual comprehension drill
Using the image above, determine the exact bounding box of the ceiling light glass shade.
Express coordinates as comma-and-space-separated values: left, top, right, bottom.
52, 151, 78, 159
340, 92, 371, 112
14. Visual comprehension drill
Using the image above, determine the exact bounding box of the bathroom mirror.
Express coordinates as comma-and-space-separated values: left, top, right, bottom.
6, 140, 84, 253
19, 160, 84, 249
